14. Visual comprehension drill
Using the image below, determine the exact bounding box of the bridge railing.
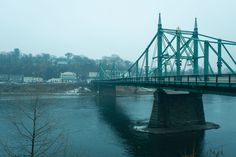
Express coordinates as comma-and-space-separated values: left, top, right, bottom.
98, 74, 236, 88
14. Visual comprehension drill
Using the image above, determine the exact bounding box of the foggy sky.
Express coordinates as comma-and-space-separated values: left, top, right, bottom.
0, 0, 235, 61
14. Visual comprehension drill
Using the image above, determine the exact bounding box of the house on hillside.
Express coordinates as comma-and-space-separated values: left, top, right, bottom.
57, 61, 68, 65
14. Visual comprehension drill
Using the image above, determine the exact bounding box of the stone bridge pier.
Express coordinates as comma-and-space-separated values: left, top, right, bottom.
98, 84, 116, 97
148, 89, 219, 134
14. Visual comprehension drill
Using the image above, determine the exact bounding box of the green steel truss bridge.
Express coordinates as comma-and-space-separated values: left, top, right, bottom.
93, 14, 236, 96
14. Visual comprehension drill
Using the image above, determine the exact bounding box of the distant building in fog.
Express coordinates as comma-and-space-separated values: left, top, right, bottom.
60, 72, 77, 83
9, 75, 24, 83
88, 72, 97, 78
57, 61, 68, 65
47, 78, 62, 83
87, 72, 98, 83
24, 77, 43, 83
0, 74, 9, 82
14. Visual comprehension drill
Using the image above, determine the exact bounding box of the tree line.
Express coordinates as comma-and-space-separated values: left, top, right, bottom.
0, 49, 132, 80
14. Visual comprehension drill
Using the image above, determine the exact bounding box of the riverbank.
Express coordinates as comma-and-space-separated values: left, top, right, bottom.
0, 83, 154, 96
0, 83, 91, 95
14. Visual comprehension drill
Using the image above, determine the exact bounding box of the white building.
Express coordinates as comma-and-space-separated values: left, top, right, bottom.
47, 78, 62, 83
60, 72, 77, 83
57, 61, 68, 65
0, 74, 9, 82
24, 77, 43, 83
87, 72, 98, 83
88, 72, 97, 78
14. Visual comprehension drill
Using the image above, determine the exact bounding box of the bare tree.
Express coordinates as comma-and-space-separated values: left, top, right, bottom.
1, 96, 66, 157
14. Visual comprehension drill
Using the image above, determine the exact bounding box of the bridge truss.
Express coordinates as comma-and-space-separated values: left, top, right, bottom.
97, 14, 236, 81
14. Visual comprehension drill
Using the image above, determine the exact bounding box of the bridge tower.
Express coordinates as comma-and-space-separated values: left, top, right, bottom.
217, 39, 222, 75
193, 18, 199, 75
176, 28, 181, 76
157, 13, 163, 77
204, 41, 209, 76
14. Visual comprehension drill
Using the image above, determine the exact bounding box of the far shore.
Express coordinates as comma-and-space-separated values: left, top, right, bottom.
0, 83, 154, 96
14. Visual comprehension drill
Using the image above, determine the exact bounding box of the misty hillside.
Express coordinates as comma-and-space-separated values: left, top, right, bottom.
0, 49, 132, 80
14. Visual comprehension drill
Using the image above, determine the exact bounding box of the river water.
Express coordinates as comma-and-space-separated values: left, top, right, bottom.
0, 94, 235, 157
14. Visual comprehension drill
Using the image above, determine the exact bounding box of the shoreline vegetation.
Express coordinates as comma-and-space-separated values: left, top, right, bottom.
0, 83, 154, 96
0, 83, 85, 94
0, 50, 132, 82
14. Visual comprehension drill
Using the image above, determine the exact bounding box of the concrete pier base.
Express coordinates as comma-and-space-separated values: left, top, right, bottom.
147, 89, 219, 134
98, 85, 116, 97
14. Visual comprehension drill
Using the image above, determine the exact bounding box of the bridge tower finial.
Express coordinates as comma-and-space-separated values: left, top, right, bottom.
158, 13, 162, 29
194, 17, 198, 32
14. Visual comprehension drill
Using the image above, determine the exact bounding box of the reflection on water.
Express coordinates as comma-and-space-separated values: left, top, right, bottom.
97, 96, 205, 157
0, 94, 235, 156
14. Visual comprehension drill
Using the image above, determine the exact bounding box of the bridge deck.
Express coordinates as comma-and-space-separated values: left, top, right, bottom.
93, 74, 236, 96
